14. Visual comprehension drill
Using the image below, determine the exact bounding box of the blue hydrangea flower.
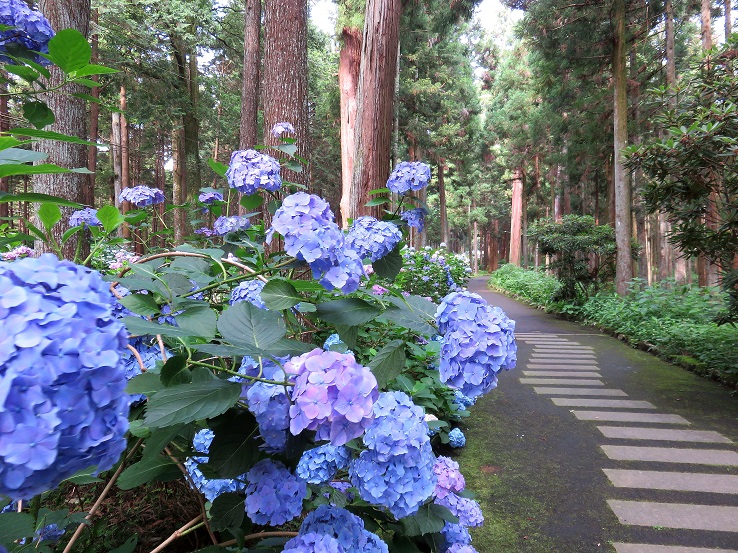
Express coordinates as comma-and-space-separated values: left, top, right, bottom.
195, 227, 215, 237
434, 456, 466, 499
185, 429, 247, 502
446, 542, 478, 553
322, 333, 343, 351
293, 505, 389, 553
229, 279, 266, 309
0, 254, 130, 500
453, 390, 476, 410
436, 492, 483, 527
285, 349, 378, 446
225, 149, 282, 195
269, 193, 365, 294
296, 444, 351, 484
120, 341, 171, 405
244, 459, 306, 526
349, 392, 436, 519
34, 523, 65, 544
271, 122, 296, 137
69, 207, 101, 228
232, 355, 288, 386
0, 0, 54, 65
400, 208, 426, 231
284, 532, 346, 553
448, 428, 466, 448
213, 215, 251, 236
119, 185, 165, 207
198, 190, 223, 204
386, 161, 431, 195
441, 522, 472, 548
245, 379, 291, 452
345, 217, 402, 262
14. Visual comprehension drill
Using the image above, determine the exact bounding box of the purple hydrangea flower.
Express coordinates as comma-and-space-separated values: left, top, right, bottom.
400, 208, 426, 232
225, 149, 282, 195
0, 245, 34, 261
446, 544, 478, 553
436, 492, 483, 527
271, 122, 296, 138
296, 444, 351, 484
0, 254, 130, 500
213, 215, 251, 236
194, 227, 215, 237
285, 348, 378, 446
185, 429, 247, 502
349, 392, 436, 519
198, 190, 224, 204
345, 217, 402, 262
119, 185, 165, 208
371, 285, 389, 295
292, 505, 388, 553
434, 456, 466, 499
229, 279, 266, 309
448, 428, 466, 448
386, 161, 431, 195
244, 459, 306, 526
0, 0, 54, 65
69, 207, 101, 228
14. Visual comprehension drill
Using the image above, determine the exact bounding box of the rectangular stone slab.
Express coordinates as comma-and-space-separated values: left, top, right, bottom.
607, 499, 738, 532
600, 445, 738, 465
597, 426, 731, 443
520, 378, 604, 386
523, 371, 602, 377
527, 364, 600, 370
552, 398, 655, 409
534, 387, 627, 396
528, 358, 597, 364
532, 347, 595, 352
572, 411, 690, 424
530, 353, 596, 357
603, 469, 738, 494
614, 544, 738, 553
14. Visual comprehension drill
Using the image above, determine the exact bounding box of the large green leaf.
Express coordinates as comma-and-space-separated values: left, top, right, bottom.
207, 158, 229, 177
0, 512, 35, 542
22, 100, 54, 129
126, 372, 164, 396
217, 302, 286, 350
116, 457, 182, 490
260, 279, 301, 310
0, 191, 82, 206
108, 536, 138, 553
47, 29, 91, 72
7, 127, 98, 146
372, 247, 403, 280
123, 316, 194, 339
160, 356, 191, 386
399, 504, 456, 537
240, 193, 263, 211
315, 298, 381, 327
368, 339, 407, 388
206, 411, 260, 478
209, 494, 245, 532
175, 305, 217, 340
141, 425, 186, 461
0, 147, 46, 164
378, 295, 438, 335
96, 205, 125, 233
37, 202, 61, 231
143, 379, 242, 429
73, 64, 119, 77
0, 163, 91, 178
118, 293, 159, 316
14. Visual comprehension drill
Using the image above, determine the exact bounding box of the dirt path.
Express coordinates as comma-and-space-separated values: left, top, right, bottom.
458, 278, 738, 553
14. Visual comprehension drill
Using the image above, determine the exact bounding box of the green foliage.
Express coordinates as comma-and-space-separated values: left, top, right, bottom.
393, 246, 472, 302
528, 215, 615, 301
488, 264, 561, 306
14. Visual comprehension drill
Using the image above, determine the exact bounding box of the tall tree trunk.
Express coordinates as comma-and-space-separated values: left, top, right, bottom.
0, 77, 8, 222
472, 199, 478, 274
240, 0, 261, 150
36, 0, 91, 258
727, 0, 733, 37
438, 162, 449, 245
509, 168, 523, 266
262, 0, 310, 187
85, 7, 99, 207
521, 170, 528, 268
111, 112, 122, 208
349, 0, 401, 220
488, 221, 499, 272
171, 36, 201, 195
613, 0, 632, 295
702, 0, 713, 50
172, 126, 187, 245
120, 86, 130, 194
339, 27, 362, 227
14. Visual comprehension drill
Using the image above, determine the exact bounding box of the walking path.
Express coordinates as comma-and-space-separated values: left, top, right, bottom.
464, 278, 738, 553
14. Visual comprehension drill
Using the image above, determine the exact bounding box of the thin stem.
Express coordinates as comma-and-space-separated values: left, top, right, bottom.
148, 515, 203, 553
217, 532, 299, 547
187, 359, 288, 385
126, 344, 147, 372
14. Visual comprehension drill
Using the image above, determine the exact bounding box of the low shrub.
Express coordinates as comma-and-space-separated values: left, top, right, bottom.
393, 245, 472, 301
488, 264, 562, 306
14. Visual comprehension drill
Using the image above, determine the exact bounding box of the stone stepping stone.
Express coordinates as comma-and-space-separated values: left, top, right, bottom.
534, 387, 627, 396
520, 378, 604, 386
597, 426, 732, 443
530, 352, 596, 357
552, 398, 655, 409
532, 346, 594, 351
523, 370, 602, 377
607, 500, 738, 532
572, 411, 689, 424
527, 363, 600, 370
603, 469, 738, 494
528, 357, 597, 362
600, 445, 738, 465
614, 544, 738, 553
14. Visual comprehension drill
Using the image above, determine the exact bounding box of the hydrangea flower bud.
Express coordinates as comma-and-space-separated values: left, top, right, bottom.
213, 215, 251, 236
226, 149, 282, 195
119, 185, 165, 207
0, 254, 130, 500
198, 190, 223, 204
0, 0, 54, 65
448, 428, 466, 448
345, 217, 402, 262
229, 280, 267, 309
69, 207, 101, 228
400, 208, 426, 231
271, 122, 296, 138
386, 161, 431, 195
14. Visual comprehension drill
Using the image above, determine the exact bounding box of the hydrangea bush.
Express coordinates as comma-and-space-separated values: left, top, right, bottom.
394, 245, 473, 302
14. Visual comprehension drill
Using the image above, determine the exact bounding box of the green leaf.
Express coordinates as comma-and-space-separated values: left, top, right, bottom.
141, 425, 186, 461
160, 356, 191, 386
209, 494, 245, 532
47, 29, 91, 72
379, 295, 438, 335
116, 457, 182, 490
108, 536, 138, 553
61, 225, 83, 243
128, 420, 151, 438
72, 64, 119, 77
175, 306, 218, 340
368, 339, 406, 388
275, 143, 298, 156
373, 247, 403, 280
0, 163, 90, 178
7, 127, 98, 146
399, 504, 455, 537
143, 379, 242, 429
240, 193, 264, 211
96, 205, 125, 233
123, 316, 195, 339
0, 512, 35, 542
71, 92, 103, 103
262, 337, 313, 357
119, 293, 160, 316
22, 101, 55, 129
289, 279, 325, 292
334, 324, 358, 350
0, 147, 46, 164
37, 202, 61, 231
260, 279, 301, 310
206, 411, 260, 478
369, 187, 390, 195
6, 64, 39, 83
208, 158, 229, 177
64, 466, 104, 485
126, 372, 164, 396
217, 302, 286, 350
315, 298, 381, 327
365, 197, 390, 207
0, 233, 35, 248
0, 191, 82, 207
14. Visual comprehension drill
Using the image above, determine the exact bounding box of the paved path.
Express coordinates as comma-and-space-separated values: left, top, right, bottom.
465, 278, 738, 553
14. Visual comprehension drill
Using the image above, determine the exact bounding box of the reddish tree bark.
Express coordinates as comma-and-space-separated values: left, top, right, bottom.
339, 27, 362, 227
438, 162, 449, 245
509, 169, 523, 266
239, 0, 260, 150
349, 0, 401, 220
